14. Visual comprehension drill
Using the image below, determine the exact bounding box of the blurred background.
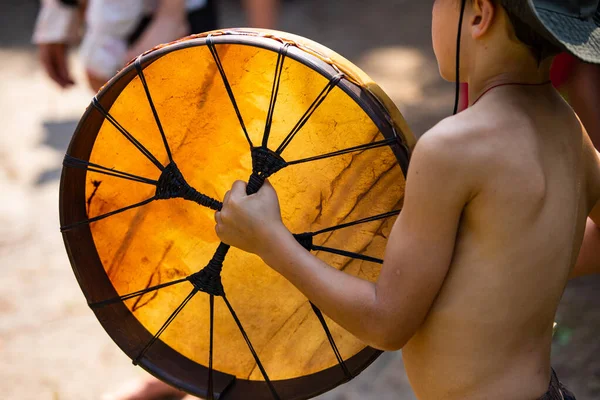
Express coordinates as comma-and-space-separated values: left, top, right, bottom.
0, 0, 598, 399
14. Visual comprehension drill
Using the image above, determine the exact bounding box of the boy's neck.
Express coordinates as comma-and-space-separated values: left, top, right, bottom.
465, 46, 554, 107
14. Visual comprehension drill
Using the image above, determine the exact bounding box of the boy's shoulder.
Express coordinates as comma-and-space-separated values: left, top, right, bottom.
417, 110, 500, 169
410, 112, 499, 198
412, 104, 535, 200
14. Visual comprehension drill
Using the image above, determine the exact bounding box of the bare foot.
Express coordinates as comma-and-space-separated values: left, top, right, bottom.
102, 377, 188, 400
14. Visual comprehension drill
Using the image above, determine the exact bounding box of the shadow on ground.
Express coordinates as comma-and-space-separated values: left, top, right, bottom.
36, 120, 78, 185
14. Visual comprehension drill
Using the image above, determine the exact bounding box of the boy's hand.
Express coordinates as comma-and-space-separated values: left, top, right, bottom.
215, 180, 287, 256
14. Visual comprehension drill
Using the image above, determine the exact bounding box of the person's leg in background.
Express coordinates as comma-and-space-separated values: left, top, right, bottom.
123, 0, 189, 65
242, 0, 279, 28
79, 0, 145, 91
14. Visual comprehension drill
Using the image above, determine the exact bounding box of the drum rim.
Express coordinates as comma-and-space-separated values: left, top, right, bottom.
60, 31, 409, 399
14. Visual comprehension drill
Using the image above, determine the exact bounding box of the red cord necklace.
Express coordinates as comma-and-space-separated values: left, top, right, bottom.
471, 80, 552, 106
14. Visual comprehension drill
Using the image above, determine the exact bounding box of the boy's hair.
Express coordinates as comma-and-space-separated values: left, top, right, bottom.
469, 0, 562, 62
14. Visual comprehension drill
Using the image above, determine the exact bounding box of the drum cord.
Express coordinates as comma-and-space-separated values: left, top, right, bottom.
454, 0, 468, 115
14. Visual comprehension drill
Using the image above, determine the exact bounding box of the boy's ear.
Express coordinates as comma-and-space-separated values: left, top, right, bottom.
470, 0, 496, 39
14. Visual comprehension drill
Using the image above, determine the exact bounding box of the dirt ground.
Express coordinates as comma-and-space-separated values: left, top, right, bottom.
0, 1, 598, 399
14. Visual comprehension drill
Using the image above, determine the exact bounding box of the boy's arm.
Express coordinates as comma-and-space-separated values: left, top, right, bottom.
570, 149, 600, 279
570, 214, 600, 279
219, 125, 475, 350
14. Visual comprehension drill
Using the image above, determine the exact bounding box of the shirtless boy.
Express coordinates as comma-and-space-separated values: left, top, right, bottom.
216, 1, 600, 399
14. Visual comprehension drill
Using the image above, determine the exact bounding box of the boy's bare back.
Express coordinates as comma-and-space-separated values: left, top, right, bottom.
402, 85, 600, 400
